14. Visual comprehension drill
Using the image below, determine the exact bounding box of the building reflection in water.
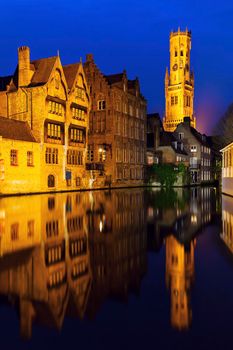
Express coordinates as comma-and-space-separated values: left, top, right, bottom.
0, 189, 147, 339
0, 187, 218, 338
221, 194, 233, 252
146, 187, 217, 330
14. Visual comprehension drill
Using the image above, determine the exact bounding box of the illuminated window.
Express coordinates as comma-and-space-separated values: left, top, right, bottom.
98, 147, 106, 162
10, 150, 18, 166
47, 123, 61, 141
48, 101, 63, 116
98, 100, 106, 110
190, 145, 197, 152
27, 151, 33, 166
70, 128, 84, 143
72, 107, 85, 121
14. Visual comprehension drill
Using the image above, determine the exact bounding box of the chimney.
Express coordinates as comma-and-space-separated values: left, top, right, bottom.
183, 116, 191, 126
18, 46, 31, 87
86, 53, 94, 62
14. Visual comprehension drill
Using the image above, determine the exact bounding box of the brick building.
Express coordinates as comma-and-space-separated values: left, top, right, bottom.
0, 46, 91, 194
84, 54, 147, 187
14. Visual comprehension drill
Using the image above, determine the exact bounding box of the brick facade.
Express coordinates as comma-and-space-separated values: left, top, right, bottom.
84, 54, 147, 187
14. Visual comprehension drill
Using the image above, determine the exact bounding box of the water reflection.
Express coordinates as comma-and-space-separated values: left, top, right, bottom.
221, 194, 233, 252
166, 236, 195, 330
146, 187, 218, 330
0, 187, 219, 339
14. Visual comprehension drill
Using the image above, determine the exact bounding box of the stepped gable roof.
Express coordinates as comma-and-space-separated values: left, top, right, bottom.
0, 116, 36, 142
29, 56, 57, 86
0, 75, 13, 91
104, 73, 124, 85
63, 63, 81, 89
128, 79, 137, 90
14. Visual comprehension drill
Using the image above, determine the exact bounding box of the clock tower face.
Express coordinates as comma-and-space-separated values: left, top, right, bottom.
172, 63, 178, 71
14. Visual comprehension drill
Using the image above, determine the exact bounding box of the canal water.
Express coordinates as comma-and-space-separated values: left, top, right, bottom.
0, 187, 232, 349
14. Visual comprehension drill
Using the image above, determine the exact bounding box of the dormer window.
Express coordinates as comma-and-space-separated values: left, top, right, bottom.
48, 101, 64, 116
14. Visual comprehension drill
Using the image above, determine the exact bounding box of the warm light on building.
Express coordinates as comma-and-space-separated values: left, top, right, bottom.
163, 28, 196, 132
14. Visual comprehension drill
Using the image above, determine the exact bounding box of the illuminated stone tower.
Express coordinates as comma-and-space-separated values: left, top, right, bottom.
163, 28, 196, 132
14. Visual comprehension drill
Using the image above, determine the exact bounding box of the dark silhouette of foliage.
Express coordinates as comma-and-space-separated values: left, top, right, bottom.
213, 103, 233, 148
149, 163, 187, 188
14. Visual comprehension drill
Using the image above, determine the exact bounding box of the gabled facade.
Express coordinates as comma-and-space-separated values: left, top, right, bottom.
84, 54, 147, 187
221, 141, 233, 196
173, 118, 212, 184
0, 46, 91, 194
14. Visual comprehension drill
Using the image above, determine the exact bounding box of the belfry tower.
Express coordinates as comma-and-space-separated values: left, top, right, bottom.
163, 28, 196, 132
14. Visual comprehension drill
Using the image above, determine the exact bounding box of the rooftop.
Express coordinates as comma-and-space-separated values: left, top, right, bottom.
0, 116, 36, 142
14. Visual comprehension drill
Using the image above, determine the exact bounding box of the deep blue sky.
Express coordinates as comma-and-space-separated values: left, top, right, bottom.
1, 0, 233, 134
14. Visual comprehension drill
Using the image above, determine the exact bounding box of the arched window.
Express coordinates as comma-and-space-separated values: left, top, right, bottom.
48, 174, 55, 188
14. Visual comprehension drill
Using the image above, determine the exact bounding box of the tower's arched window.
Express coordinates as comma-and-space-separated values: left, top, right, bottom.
48, 174, 55, 188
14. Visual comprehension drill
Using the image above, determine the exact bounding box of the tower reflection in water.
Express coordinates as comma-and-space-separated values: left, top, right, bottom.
0, 189, 147, 339
147, 187, 216, 330
0, 187, 217, 339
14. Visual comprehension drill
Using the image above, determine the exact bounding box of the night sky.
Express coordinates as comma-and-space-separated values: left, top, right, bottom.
1, 0, 233, 134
